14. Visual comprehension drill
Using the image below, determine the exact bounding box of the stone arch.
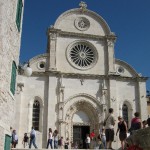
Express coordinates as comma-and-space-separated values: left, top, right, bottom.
54, 8, 111, 35
64, 93, 102, 107
28, 96, 44, 132
61, 94, 103, 142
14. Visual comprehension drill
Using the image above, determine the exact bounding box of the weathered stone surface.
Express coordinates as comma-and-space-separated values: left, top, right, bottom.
0, 0, 24, 150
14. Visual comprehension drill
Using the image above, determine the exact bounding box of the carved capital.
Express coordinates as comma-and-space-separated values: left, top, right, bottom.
49, 33, 57, 40
107, 39, 115, 47
17, 83, 24, 93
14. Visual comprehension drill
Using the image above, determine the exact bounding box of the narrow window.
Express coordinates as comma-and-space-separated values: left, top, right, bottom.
16, 0, 23, 31
32, 100, 40, 130
10, 61, 17, 95
122, 104, 128, 126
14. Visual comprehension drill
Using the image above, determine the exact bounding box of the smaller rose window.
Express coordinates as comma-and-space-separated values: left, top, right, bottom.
74, 17, 90, 31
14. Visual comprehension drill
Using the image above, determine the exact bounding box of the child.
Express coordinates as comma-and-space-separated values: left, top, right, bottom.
97, 134, 104, 149
22, 133, 29, 148
64, 137, 69, 149
101, 128, 106, 148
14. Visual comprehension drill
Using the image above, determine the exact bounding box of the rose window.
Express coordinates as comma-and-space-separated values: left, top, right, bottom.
74, 17, 90, 31
67, 42, 98, 70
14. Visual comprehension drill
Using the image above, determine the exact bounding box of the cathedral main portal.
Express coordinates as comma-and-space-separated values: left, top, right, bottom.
63, 96, 102, 146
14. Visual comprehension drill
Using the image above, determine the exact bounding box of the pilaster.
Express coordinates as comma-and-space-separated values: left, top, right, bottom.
137, 80, 148, 120
47, 27, 59, 71
106, 32, 116, 74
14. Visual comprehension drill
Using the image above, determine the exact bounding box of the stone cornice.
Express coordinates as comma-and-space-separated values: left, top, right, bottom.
47, 28, 117, 41
31, 71, 148, 81
29, 53, 49, 64
54, 8, 111, 34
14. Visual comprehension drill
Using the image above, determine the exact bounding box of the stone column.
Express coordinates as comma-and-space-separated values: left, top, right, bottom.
109, 78, 120, 149
47, 28, 58, 71
109, 80, 117, 118
106, 33, 116, 74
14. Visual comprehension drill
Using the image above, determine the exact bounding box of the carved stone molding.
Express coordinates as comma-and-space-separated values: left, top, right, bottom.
16, 82, 24, 94
49, 33, 57, 40
58, 30, 105, 41
54, 8, 111, 34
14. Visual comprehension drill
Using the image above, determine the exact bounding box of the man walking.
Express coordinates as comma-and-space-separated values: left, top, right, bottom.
105, 108, 115, 149
29, 127, 38, 149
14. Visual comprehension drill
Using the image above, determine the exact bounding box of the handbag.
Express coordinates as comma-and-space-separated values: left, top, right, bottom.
103, 115, 110, 126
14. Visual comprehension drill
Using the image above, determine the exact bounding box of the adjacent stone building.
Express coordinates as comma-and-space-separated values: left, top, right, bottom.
15, 2, 148, 149
0, 0, 24, 150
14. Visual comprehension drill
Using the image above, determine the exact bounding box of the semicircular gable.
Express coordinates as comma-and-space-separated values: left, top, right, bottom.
54, 8, 111, 36
115, 59, 139, 77
28, 53, 48, 72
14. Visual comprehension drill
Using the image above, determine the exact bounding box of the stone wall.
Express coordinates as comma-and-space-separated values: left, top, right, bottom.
0, 0, 24, 149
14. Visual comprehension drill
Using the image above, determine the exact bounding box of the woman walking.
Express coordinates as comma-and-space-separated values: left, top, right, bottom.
116, 116, 128, 150
53, 130, 59, 149
47, 128, 53, 149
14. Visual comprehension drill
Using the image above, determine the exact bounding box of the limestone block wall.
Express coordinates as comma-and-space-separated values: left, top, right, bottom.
0, 0, 24, 149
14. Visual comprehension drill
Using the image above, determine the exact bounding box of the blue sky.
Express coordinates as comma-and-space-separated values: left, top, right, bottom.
20, 0, 150, 90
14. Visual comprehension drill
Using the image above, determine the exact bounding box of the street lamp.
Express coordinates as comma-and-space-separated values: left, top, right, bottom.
18, 62, 32, 77
24, 62, 32, 77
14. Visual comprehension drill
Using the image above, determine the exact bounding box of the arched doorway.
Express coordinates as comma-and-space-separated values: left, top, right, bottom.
64, 100, 101, 149
73, 111, 90, 148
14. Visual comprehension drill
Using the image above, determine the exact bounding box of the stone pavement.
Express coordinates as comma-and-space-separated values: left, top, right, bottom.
12, 149, 120, 150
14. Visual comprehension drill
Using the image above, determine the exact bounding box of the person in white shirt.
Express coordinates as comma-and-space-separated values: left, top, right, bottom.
105, 108, 115, 150
29, 127, 38, 149
85, 134, 90, 149
47, 128, 53, 149
12, 130, 18, 148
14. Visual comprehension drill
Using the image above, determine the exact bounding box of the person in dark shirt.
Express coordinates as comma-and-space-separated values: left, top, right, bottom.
130, 112, 142, 134
22, 133, 29, 148
147, 118, 150, 127
116, 116, 128, 150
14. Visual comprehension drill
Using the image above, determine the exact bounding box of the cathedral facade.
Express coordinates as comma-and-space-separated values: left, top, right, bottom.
15, 2, 148, 149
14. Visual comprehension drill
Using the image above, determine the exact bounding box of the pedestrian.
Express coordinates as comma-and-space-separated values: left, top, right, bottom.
116, 116, 128, 150
85, 134, 90, 149
147, 118, 150, 127
58, 137, 64, 149
22, 133, 29, 148
129, 112, 142, 134
64, 137, 69, 149
29, 127, 38, 149
11, 130, 18, 148
104, 108, 115, 149
97, 134, 104, 149
101, 128, 106, 148
90, 129, 95, 149
142, 120, 147, 128
47, 128, 53, 149
53, 129, 59, 149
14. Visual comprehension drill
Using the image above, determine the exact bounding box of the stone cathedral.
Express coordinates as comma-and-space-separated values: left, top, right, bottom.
15, 2, 148, 149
